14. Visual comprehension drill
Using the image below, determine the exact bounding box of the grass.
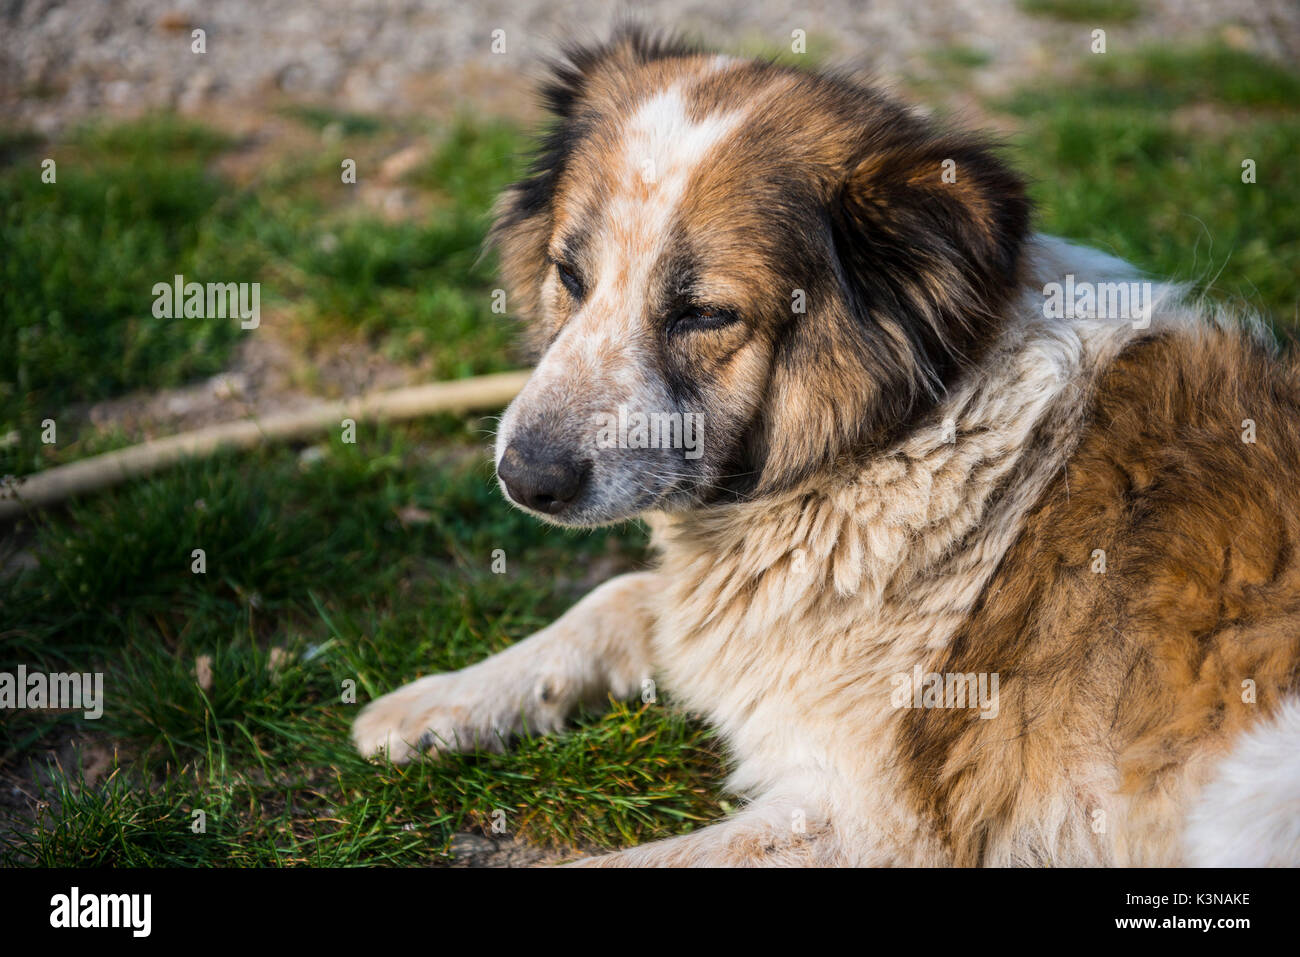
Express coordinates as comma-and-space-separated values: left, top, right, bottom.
1, 39, 1298, 866
1, 418, 725, 864
1017, 0, 1141, 23
928, 45, 994, 71
279, 104, 387, 138
0, 112, 522, 478
0, 118, 248, 461
272, 119, 522, 371
1001, 43, 1300, 326
1066, 42, 1300, 110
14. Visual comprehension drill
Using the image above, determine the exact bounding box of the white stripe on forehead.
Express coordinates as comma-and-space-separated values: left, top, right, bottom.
594, 85, 747, 301
619, 84, 745, 212
550, 83, 748, 379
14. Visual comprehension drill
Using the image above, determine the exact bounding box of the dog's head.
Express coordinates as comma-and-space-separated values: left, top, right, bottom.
491, 29, 1030, 526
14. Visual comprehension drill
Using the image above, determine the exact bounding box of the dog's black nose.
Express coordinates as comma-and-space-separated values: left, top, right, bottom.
498, 442, 588, 514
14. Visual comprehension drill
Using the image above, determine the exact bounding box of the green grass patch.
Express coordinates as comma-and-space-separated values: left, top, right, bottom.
0, 116, 251, 456
230, 115, 523, 374
1017, 0, 1141, 23
1002, 45, 1300, 325
282, 118, 522, 371
0, 112, 528, 477
279, 104, 387, 138
928, 45, 994, 71
0, 419, 727, 865
1084, 43, 1300, 110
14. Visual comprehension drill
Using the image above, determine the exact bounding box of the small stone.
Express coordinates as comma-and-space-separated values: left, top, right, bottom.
194, 655, 214, 692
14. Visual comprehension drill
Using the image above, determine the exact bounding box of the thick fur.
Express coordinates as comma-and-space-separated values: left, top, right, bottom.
352, 30, 1300, 866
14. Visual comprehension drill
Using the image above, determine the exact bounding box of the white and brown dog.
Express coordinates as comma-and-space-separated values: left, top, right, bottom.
353, 30, 1300, 866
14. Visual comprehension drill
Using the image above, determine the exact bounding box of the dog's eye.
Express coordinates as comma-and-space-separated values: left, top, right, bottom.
672, 305, 738, 334
555, 261, 584, 300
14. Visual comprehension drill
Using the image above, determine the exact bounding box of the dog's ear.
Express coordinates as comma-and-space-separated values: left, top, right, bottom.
830, 130, 1032, 390
489, 28, 703, 335
755, 126, 1031, 492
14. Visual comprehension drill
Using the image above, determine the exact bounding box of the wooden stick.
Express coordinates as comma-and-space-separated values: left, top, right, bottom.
0, 370, 529, 521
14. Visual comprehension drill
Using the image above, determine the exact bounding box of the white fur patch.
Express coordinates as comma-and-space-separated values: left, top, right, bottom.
496, 84, 748, 492
602, 85, 747, 310
1185, 695, 1300, 866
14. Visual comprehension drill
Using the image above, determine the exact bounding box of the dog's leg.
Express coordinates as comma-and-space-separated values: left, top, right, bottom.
564, 798, 841, 867
351, 571, 659, 762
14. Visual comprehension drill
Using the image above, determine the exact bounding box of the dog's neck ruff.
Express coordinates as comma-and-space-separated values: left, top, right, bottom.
649, 236, 1173, 635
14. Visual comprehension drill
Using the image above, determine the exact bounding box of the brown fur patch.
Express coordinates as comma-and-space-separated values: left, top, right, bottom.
899, 327, 1300, 864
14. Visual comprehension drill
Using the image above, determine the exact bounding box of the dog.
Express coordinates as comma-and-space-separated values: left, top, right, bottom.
352, 29, 1300, 866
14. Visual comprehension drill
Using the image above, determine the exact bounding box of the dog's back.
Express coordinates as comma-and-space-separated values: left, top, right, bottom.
900, 314, 1300, 865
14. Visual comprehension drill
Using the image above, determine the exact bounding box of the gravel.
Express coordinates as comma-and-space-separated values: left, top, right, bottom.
3, 0, 1298, 132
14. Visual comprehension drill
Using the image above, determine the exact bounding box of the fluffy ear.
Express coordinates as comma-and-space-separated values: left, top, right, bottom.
489, 28, 703, 338
486, 69, 586, 342
755, 127, 1031, 492
830, 130, 1032, 393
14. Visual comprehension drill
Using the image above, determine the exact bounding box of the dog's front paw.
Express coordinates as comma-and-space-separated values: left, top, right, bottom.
351, 671, 515, 763
351, 657, 578, 763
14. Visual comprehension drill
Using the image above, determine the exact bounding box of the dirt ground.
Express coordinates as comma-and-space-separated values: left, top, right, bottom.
4, 1, 1299, 133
